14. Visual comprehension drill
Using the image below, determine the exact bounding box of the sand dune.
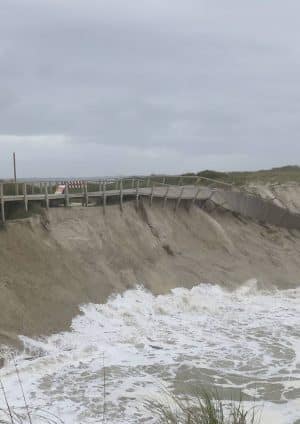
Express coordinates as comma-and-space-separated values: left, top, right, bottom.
1, 190, 300, 348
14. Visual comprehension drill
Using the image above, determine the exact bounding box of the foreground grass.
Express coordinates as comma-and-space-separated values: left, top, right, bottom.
146, 390, 261, 424
0, 386, 261, 424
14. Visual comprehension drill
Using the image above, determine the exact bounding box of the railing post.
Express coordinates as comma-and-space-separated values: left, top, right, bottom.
0, 183, 5, 223
65, 183, 70, 207
23, 183, 28, 213
120, 179, 123, 212
103, 182, 106, 214
175, 186, 185, 212
131, 178, 135, 189
192, 186, 202, 207
150, 183, 154, 207
136, 180, 140, 210
163, 185, 170, 208
84, 181, 88, 207
44, 183, 49, 209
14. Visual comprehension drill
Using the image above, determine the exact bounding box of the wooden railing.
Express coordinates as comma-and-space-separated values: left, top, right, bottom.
0, 175, 232, 195
2, 175, 300, 231
0, 175, 233, 223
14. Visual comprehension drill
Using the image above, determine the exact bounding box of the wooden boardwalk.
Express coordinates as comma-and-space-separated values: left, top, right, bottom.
1, 175, 300, 231
0, 175, 222, 223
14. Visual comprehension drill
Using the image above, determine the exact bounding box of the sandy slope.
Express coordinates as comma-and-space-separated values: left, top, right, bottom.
1, 196, 300, 348
247, 181, 300, 213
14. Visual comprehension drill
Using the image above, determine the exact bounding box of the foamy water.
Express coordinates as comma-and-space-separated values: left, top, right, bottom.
0, 280, 299, 423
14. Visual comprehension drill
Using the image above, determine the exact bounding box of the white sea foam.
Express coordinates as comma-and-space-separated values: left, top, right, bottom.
0, 281, 299, 423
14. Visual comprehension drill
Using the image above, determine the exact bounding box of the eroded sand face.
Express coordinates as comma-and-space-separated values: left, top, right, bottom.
248, 182, 300, 213
1, 192, 300, 346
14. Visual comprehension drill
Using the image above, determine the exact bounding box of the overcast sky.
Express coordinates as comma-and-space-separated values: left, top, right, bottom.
1, 0, 300, 178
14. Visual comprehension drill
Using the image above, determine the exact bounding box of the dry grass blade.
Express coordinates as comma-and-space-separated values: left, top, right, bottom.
0, 379, 15, 424
102, 353, 106, 423
144, 389, 262, 424
32, 410, 64, 424
12, 357, 32, 424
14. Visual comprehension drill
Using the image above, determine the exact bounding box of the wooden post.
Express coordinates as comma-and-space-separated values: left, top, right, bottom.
163, 185, 170, 208
39, 182, 43, 194
13, 152, 17, 182
13, 152, 18, 195
195, 176, 201, 185
103, 182, 106, 214
150, 183, 154, 206
65, 183, 70, 207
0, 183, 5, 223
44, 183, 49, 209
136, 180, 140, 210
120, 179, 123, 212
192, 186, 202, 207
98, 180, 103, 206
84, 181, 88, 207
175, 186, 185, 212
23, 183, 28, 213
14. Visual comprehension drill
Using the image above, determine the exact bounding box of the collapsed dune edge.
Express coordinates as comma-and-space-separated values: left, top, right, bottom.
1, 194, 300, 347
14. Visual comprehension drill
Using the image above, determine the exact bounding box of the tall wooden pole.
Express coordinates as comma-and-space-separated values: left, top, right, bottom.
13, 152, 18, 195
0, 183, 5, 223
13, 152, 17, 182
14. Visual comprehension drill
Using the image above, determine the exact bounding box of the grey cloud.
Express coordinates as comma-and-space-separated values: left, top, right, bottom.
1, 0, 300, 176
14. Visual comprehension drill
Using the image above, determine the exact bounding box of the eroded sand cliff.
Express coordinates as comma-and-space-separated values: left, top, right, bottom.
1, 186, 300, 347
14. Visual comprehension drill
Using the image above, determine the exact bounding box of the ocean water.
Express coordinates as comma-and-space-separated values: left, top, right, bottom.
0, 280, 299, 423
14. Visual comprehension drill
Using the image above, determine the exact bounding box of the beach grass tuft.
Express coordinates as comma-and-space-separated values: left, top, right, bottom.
145, 389, 261, 424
